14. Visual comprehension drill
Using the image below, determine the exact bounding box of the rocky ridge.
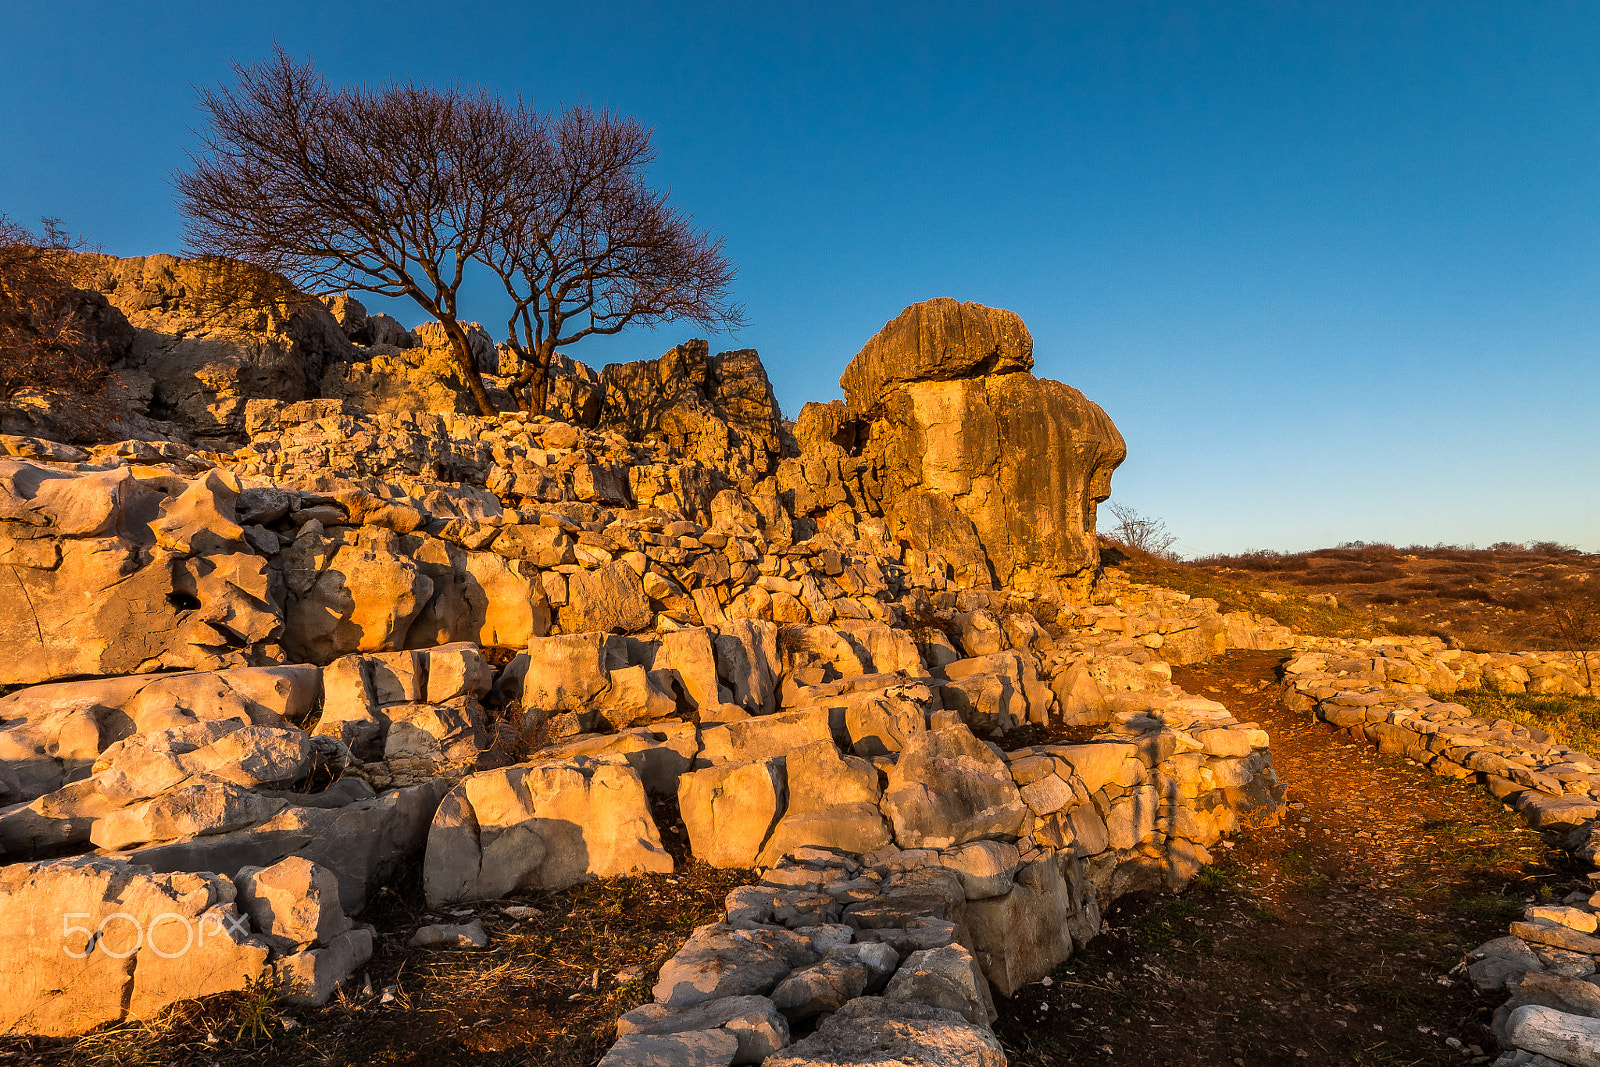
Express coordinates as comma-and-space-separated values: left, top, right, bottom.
0, 275, 1297, 1063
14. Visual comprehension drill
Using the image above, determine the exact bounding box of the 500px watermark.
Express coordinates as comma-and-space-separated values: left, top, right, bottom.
61, 911, 249, 959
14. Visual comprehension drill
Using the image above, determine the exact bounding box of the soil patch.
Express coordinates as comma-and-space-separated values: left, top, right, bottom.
993, 650, 1578, 1066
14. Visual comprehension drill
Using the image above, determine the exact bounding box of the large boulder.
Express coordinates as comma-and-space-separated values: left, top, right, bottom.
113, 778, 446, 914
839, 298, 1033, 413
757, 740, 892, 864
0, 665, 317, 808
280, 523, 433, 662
423, 758, 672, 905
880, 725, 1027, 850
679, 758, 787, 868
761, 996, 1005, 1067
0, 529, 282, 686
799, 298, 1126, 599
0, 858, 268, 1037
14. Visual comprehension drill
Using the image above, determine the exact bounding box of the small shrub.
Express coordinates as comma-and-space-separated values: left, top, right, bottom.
1104, 503, 1179, 559
0, 214, 116, 404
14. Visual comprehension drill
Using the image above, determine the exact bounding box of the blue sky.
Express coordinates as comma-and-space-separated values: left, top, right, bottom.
4, 2, 1597, 555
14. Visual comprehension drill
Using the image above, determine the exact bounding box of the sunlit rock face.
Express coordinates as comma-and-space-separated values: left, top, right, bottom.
800, 298, 1125, 599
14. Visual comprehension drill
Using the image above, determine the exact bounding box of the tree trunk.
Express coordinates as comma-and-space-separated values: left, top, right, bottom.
530, 340, 554, 418
441, 317, 497, 416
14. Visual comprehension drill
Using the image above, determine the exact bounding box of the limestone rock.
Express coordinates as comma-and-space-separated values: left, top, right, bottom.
813, 298, 1125, 600
713, 620, 780, 716
323, 321, 500, 417
653, 923, 818, 1009
770, 954, 871, 1021
560, 560, 652, 634
599, 1030, 740, 1067
882, 944, 996, 1025
964, 855, 1076, 996
91, 777, 288, 850
539, 723, 698, 795
1468, 936, 1544, 994
615, 995, 791, 1065
282, 526, 432, 662
274, 927, 373, 1007
234, 856, 352, 951
761, 996, 1006, 1067
1505, 1004, 1600, 1067
758, 740, 892, 865
937, 840, 1020, 901
424, 759, 671, 905
679, 759, 787, 869
0, 858, 268, 1037
880, 725, 1027, 850
114, 778, 446, 914
0, 518, 281, 686
69, 252, 356, 440
596, 340, 788, 486
839, 298, 1033, 413
409, 920, 489, 949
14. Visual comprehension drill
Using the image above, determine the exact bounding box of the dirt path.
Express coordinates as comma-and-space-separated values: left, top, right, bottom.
994, 650, 1576, 1067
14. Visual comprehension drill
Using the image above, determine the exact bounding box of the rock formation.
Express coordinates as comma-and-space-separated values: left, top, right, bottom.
66, 253, 357, 445
792, 298, 1126, 600
0, 260, 1270, 1061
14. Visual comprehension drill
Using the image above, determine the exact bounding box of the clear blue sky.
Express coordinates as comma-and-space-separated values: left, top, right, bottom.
4, 1, 1597, 556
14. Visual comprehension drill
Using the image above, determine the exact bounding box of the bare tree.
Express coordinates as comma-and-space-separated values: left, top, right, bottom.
0, 214, 115, 403
1542, 581, 1600, 690
482, 105, 744, 414
177, 47, 539, 415
1105, 503, 1179, 559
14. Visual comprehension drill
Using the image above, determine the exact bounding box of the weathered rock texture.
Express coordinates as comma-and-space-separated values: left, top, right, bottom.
67, 253, 357, 443
790, 298, 1126, 600
0, 267, 1201, 1051
596, 339, 790, 489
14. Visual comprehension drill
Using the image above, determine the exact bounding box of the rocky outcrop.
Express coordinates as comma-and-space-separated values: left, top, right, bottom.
422, 758, 673, 905
67, 253, 358, 444
321, 319, 512, 416
596, 339, 791, 489
0, 277, 1237, 1052
0, 859, 268, 1036
789, 299, 1126, 599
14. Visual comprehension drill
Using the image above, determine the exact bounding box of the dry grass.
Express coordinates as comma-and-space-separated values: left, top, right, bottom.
1444, 687, 1600, 759
1180, 541, 1600, 652
1102, 540, 1386, 639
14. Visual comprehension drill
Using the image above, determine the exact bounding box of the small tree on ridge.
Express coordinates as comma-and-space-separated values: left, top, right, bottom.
177, 47, 538, 415
482, 104, 743, 414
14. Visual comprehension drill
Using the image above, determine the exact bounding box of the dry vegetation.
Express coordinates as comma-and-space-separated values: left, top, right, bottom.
1445, 688, 1600, 761
1130, 539, 1600, 654
0, 214, 119, 427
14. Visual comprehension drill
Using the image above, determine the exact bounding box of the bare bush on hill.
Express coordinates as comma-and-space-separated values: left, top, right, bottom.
482, 104, 743, 415
1544, 582, 1600, 687
1105, 502, 1179, 559
178, 46, 540, 416
178, 47, 741, 419
0, 214, 117, 422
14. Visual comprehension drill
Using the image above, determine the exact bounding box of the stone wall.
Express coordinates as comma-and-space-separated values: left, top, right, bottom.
1279, 636, 1600, 1067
